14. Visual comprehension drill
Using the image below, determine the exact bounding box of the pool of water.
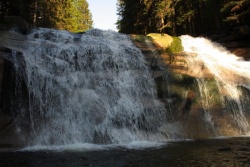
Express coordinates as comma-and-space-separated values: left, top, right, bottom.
1, 137, 250, 167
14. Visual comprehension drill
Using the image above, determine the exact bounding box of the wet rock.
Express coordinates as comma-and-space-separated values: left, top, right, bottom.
218, 147, 232, 152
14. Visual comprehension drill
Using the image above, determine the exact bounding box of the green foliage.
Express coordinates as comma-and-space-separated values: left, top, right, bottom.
220, 0, 250, 26
117, 0, 161, 34
165, 37, 183, 53
37, 0, 93, 32
131, 34, 153, 43
1, 0, 93, 32
118, 0, 243, 36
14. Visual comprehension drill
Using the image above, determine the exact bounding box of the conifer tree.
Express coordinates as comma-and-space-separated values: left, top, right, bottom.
1, 0, 93, 32
117, 0, 143, 34
72, 0, 93, 32
116, 0, 227, 36
38, 0, 93, 32
221, 0, 250, 26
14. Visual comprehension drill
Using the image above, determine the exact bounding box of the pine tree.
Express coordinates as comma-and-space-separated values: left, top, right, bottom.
71, 0, 93, 32
118, 0, 157, 34
37, 0, 93, 32
117, 0, 143, 34
221, 0, 250, 26
1, 0, 93, 32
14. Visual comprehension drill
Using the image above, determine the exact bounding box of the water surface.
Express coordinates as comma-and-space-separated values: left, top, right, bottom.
1, 137, 250, 167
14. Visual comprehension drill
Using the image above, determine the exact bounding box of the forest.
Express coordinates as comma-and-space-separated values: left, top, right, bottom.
116, 0, 250, 37
0, 0, 93, 32
1, 0, 250, 36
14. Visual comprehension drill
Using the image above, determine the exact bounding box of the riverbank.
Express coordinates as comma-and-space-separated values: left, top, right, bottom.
1, 137, 250, 167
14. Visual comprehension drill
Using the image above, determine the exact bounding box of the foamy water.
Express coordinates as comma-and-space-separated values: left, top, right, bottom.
19, 141, 167, 152
181, 35, 250, 134
0, 28, 183, 147
180, 35, 250, 85
2, 29, 250, 150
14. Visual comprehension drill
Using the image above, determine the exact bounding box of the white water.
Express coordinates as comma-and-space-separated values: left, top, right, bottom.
20, 141, 166, 152
3, 28, 182, 147
196, 79, 217, 136
181, 35, 250, 133
180, 35, 250, 85
3, 29, 250, 149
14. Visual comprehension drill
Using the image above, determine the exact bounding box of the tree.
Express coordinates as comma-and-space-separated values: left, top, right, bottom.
1, 0, 93, 32
37, 0, 93, 32
221, 0, 250, 26
154, 0, 176, 34
73, 0, 93, 32
117, 0, 146, 34
116, 0, 240, 36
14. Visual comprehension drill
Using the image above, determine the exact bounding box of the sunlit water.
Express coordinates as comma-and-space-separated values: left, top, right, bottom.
181, 35, 250, 134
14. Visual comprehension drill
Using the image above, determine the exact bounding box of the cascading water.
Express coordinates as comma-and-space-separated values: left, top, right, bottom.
196, 79, 217, 136
1, 28, 180, 146
180, 35, 250, 134
3, 28, 250, 147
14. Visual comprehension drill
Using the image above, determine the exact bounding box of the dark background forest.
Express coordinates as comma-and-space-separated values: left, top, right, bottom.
116, 0, 250, 37
1, 0, 250, 37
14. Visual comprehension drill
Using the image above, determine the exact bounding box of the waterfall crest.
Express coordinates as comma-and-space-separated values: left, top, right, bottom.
3, 28, 180, 146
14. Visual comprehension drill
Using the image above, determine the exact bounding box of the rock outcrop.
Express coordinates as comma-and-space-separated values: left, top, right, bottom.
131, 33, 250, 139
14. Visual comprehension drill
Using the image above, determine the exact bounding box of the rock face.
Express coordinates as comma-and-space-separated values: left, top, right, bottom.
0, 56, 23, 147
131, 34, 214, 79
131, 34, 250, 139
0, 57, 4, 98
0, 21, 30, 146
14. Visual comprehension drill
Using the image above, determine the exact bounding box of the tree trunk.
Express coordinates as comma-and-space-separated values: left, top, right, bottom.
33, 1, 38, 26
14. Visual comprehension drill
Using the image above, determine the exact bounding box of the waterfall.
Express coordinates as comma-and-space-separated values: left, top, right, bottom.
3, 28, 250, 147
2, 28, 181, 146
196, 79, 217, 136
181, 35, 250, 134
